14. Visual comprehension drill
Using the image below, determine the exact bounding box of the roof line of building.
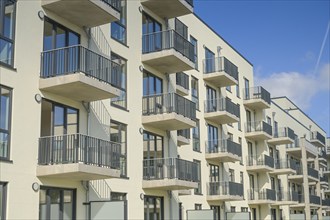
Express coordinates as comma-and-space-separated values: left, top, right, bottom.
271, 96, 327, 134
193, 13, 254, 67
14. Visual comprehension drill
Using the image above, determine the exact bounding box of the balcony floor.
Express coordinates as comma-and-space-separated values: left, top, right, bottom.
142, 179, 198, 190
205, 153, 241, 163
140, 0, 193, 18
271, 200, 298, 206
142, 113, 196, 130
204, 112, 239, 124
248, 200, 275, 205
288, 175, 304, 183
268, 137, 294, 145
243, 99, 270, 110
207, 195, 243, 202
245, 131, 272, 141
310, 140, 325, 148
270, 168, 296, 175
246, 165, 274, 173
203, 72, 238, 87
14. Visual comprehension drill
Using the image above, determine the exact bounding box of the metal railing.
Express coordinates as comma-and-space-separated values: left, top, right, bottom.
205, 139, 242, 157
177, 129, 191, 139
207, 181, 243, 197
320, 176, 328, 183
323, 198, 330, 206
40, 45, 122, 89
142, 158, 199, 182
307, 167, 319, 179
247, 155, 274, 168
297, 194, 304, 203
294, 165, 303, 175
273, 127, 295, 140
142, 93, 196, 120
176, 72, 189, 90
245, 121, 272, 136
243, 86, 271, 105
274, 159, 297, 170
248, 189, 276, 201
311, 131, 326, 145
292, 191, 299, 201
309, 195, 321, 205
38, 134, 121, 169
288, 138, 319, 156
102, 0, 121, 12
203, 57, 239, 80
276, 190, 297, 202
204, 98, 240, 118
142, 30, 195, 62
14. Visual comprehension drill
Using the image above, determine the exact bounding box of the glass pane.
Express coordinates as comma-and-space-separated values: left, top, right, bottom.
0, 132, 9, 158
111, 22, 126, 44
54, 106, 64, 135
0, 87, 10, 130
55, 27, 66, 49
66, 108, 78, 134
43, 21, 53, 51
0, 38, 13, 66
63, 190, 73, 220
68, 32, 79, 46
4, 3, 15, 39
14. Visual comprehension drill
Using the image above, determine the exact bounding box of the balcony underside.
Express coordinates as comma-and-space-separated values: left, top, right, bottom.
176, 85, 189, 97
323, 171, 330, 176
245, 132, 272, 141
41, 0, 120, 27
177, 135, 190, 146
248, 200, 275, 205
206, 195, 243, 202
321, 181, 329, 186
270, 168, 296, 175
142, 179, 198, 190
268, 137, 294, 145
288, 175, 303, 183
36, 163, 120, 180
243, 99, 270, 110
272, 201, 298, 206
325, 189, 330, 194
142, 49, 194, 73
246, 165, 274, 173
39, 73, 121, 102
310, 139, 325, 148
142, 113, 196, 130
286, 148, 302, 158
204, 112, 239, 124
178, 189, 191, 196
205, 153, 241, 163
203, 72, 238, 87
140, 0, 193, 19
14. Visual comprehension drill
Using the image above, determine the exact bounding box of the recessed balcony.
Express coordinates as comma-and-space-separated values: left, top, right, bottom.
37, 134, 121, 180
41, 0, 121, 27
270, 159, 297, 175
142, 93, 196, 130
206, 181, 243, 202
310, 195, 321, 206
320, 176, 328, 186
310, 131, 326, 148
248, 189, 276, 205
140, 0, 193, 19
177, 129, 190, 146
273, 191, 299, 206
246, 155, 274, 172
203, 57, 239, 87
243, 86, 271, 110
322, 198, 330, 208
176, 72, 190, 96
142, 30, 195, 73
204, 98, 240, 124
142, 158, 199, 190
286, 138, 318, 158
39, 45, 121, 102
268, 127, 295, 145
205, 139, 242, 163
244, 121, 272, 141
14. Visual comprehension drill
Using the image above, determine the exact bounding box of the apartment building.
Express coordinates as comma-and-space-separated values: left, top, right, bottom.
0, 0, 328, 220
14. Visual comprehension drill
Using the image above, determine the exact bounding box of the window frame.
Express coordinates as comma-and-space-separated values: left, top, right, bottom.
0, 182, 7, 220
193, 159, 202, 195
192, 119, 200, 152
191, 76, 199, 110
110, 120, 127, 178
111, 0, 127, 45
190, 35, 198, 70
0, 85, 12, 161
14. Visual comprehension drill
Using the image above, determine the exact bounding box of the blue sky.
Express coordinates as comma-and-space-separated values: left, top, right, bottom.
195, 0, 330, 136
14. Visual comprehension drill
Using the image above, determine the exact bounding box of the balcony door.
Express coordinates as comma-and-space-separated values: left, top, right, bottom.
144, 196, 163, 220
142, 13, 162, 53
143, 71, 163, 115
246, 110, 251, 131
207, 124, 218, 152
205, 47, 215, 73
206, 86, 217, 112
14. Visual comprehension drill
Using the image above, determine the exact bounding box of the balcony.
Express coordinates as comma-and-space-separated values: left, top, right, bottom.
176, 72, 189, 96
39, 46, 121, 102
142, 93, 196, 130
244, 121, 272, 141
310, 195, 321, 206
320, 176, 328, 186
319, 150, 327, 163
270, 159, 297, 175
203, 57, 239, 87
246, 155, 274, 172
142, 30, 195, 73
248, 189, 276, 205
273, 191, 299, 206
322, 199, 330, 207
142, 158, 199, 190
310, 131, 326, 147
204, 98, 240, 124
206, 181, 243, 202
286, 138, 318, 158
41, 0, 120, 27
268, 127, 295, 145
177, 129, 190, 146
37, 134, 121, 180
243, 86, 271, 110
141, 0, 193, 19
308, 167, 319, 182
205, 139, 242, 163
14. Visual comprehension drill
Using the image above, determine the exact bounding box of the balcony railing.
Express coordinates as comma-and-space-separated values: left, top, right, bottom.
248, 189, 276, 201
323, 198, 330, 206
143, 158, 199, 182
207, 181, 243, 197
309, 195, 321, 205
243, 86, 271, 105
245, 121, 272, 136
308, 167, 319, 179
38, 134, 121, 169
176, 72, 189, 90
320, 176, 328, 182
274, 127, 295, 140
247, 155, 274, 168
40, 45, 122, 89
102, 0, 121, 12
275, 159, 297, 170
292, 191, 299, 202
203, 57, 239, 80
142, 30, 194, 62
204, 98, 240, 118
276, 190, 297, 202
205, 139, 242, 157
177, 129, 191, 139
297, 194, 304, 203
142, 93, 196, 120
311, 131, 326, 145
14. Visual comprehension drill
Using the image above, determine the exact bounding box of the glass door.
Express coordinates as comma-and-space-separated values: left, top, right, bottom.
207, 124, 218, 152
142, 13, 162, 52
144, 196, 163, 220
206, 86, 217, 112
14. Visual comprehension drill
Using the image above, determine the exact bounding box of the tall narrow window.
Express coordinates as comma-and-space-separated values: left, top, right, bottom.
209, 164, 219, 182
110, 120, 127, 177
236, 80, 240, 98
204, 47, 215, 73
192, 119, 200, 152
237, 104, 241, 130
144, 196, 163, 220
111, 53, 127, 109
0, 182, 7, 220
244, 77, 250, 99
190, 36, 198, 69
175, 18, 188, 39
194, 159, 202, 195
111, 0, 127, 44
191, 76, 199, 110
0, 85, 12, 160
229, 169, 235, 182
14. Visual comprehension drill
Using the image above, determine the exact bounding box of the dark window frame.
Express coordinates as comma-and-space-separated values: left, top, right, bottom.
144, 195, 164, 220
143, 70, 163, 96
192, 119, 200, 152
193, 159, 202, 195
0, 182, 7, 220
191, 76, 199, 110
190, 35, 198, 70
0, 85, 12, 161
111, 0, 127, 45
143, 130, 164, 160
110, 120, 127, 178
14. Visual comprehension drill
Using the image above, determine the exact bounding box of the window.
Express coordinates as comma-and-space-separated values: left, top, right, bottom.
227, 132, 233, 141
143, 70, 163, 96
210, 206, 220, 220
194, 204, 202, 210
144, 196, 163, 220
0, 85, 12, 160
267, 116, 271, 125
236, 80, 240, 98
111, 53, 127, 109
142, 12, 162, 53
175, 19, 188, 39
191, 76, 199, 110
239, 137, 243, 165
192, 119, 200, 152
206, 86, 216, 112
0, 182, 7, 220
111, 0, 127, 44
190, 36, 198, 69
179, 203, 183, 220
0, 0, 16, 67
229, 169, 235, 182
110, 120, 127, 177
111, 192, 127, 201
274, 121, 278, 137
240, 172, 244, 184
230, 206, 236, 212
204, 47, 215, 73
143, 131, 163, 160
237, 104, 241, 130
244, 78, 250, 99
226, 86, 232, 92
241, 207, 248, 212
210, 164, 219, 182
207, 124, 218, 152
194, 159, 202, 195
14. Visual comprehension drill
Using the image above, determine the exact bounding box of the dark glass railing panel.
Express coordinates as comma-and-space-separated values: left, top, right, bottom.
102, 0, 121, 12
142, 93, 196, 120
205, 139, 242, 157
264, 155, 275, 168
203, 57, 239, 81
292, 191, 299, 201
308, 167, 319, 179
177, 129, 191, 139
176, 72, 189, 90
38, 134, 121, 169
309, 195, 321, 205
248, 189, 275, 201
204, 98, 240, 118
245, 121, 272, 136
298, 194, 304, 203
207, 181, 243, 196
274, 159, 296, 170
320, 176, 328, 182
274, 127, 295, 140
247, 155, 274, 168
311, 131, 326, 145
243, 86, 271, 105
323, 198, 330, 206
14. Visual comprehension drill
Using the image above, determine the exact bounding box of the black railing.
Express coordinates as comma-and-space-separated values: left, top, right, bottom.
297, 194, 304, 203
207, 181, 243, 197
245, 121, 272, 136
320, 176, 328, 183
142, 93, 196, 120
292, 191, 299, 202
102, 0, 121, 12
243, 86, 271, 105
274, 127, 295, 140
177, 129, 191, 139
203, 57, 239, 81
276, 190, 297, 202
143, 158, 199, 182
205, 139, 242, 157
40, 45, 122, 89
204, 98, 240, 118
275, 159, 296, 170
294, 165, 303, 175
308, 167, 319, 179
176, 72, 189, 90
38, 134, 121, 169
311, 131, 326, 145
309, 195, 321, 205
247, 155, 274, 168
323, 198, 330, 206
142, 30, 194, 62
248, 189, 276, 201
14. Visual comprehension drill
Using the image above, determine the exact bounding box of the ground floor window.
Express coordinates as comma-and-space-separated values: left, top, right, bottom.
144, 196, 163, 220
39, 186, 76, 220
0, 182, 7, 220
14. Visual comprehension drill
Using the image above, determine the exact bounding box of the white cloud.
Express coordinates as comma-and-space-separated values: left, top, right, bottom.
255, 63, 330, 110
